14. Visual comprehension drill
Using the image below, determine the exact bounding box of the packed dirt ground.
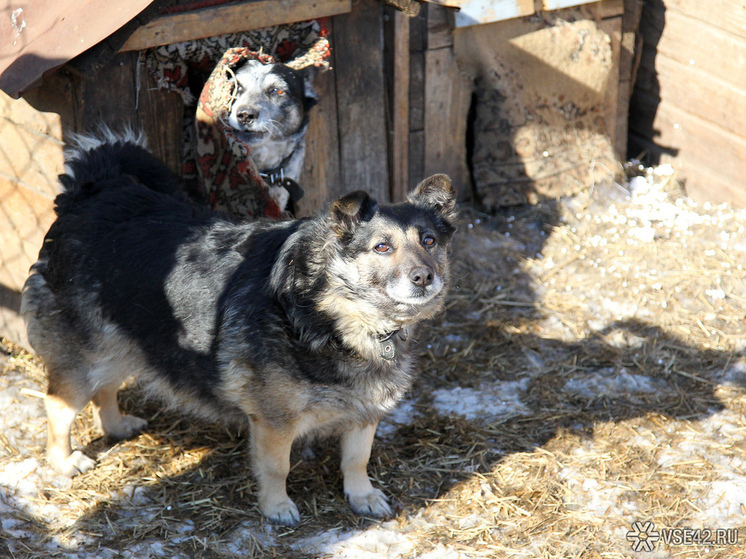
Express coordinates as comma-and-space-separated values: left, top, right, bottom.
2, 164, 745, 558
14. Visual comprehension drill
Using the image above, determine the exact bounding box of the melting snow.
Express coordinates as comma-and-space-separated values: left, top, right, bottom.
431, 379, 532, 421
295, 523, 415, 558
563, 368, 670, 401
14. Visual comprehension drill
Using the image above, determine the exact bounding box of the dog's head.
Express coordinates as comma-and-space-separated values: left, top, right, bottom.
327, 174, 457, 324
227, 59, 317, 147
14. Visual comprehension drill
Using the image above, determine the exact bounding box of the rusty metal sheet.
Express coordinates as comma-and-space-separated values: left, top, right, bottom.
0, 0, 154, 97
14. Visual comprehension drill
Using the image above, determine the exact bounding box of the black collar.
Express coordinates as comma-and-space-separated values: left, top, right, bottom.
260, 156, 304, 203
259, 150, 296, 184
258, 118, 309, 191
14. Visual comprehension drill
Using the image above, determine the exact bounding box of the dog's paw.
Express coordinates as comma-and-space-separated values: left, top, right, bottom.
347, 488, 393, 518
262, 498, 301, 526
51, 450, 96, 477
105, 415, 148, 440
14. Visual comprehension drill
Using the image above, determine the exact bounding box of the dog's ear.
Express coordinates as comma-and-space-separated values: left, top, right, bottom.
409, 174, 457, 222
300, 65, 320, 111
330, 191, 378, 237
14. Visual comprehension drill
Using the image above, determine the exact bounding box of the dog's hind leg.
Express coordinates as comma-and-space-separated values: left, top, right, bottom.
91, 385, 147, 440
45, 379, 96, 477
249, 419, 300, 526
340, 422, 392, 518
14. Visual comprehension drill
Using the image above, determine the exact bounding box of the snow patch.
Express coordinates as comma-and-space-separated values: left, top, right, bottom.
564, 369, 670, 402
698, 479, 746, 528
559, 467, 635, 519
717, 359, 746, 387
431, 379, 531, 421
295, 522, 415, 558
378, 398, 417, 437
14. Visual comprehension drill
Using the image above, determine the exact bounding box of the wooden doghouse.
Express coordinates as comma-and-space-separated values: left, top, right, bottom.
0, 0, 638, 346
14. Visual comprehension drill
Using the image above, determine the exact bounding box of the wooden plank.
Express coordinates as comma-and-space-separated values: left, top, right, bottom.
423, 47, 471, 199
408, 51, 425, 131
19, 69, 76, 138
332, 0, 389, 201
632, 129, 746, 208
615, 77, 631, 160
622, 0, 642, 33
675, 158, 746, 208
663, 0, 746, 39
591, 0, 624, 19
639, 8, 746, 91
408, 129, 425, 191
136, 61, 184, 175
618, 20, 638, 82
409, 3, 428, 53
297, 67, 342, 215
427, 2, 454, 50
635, 54, 746, 138
121, 0, 351, 52
612, 0, 639, 161
629, 99, 746, 196
599, 16, 623, 159
79, 52, 139, 131
390, 10, 410, 202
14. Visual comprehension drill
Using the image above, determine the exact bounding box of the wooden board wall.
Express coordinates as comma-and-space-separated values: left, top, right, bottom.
298, 0, 389, 214
629, 0, 746, 206
408, 3, 472, 201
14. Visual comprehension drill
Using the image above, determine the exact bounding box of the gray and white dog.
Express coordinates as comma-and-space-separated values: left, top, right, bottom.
227, 59, 317, 194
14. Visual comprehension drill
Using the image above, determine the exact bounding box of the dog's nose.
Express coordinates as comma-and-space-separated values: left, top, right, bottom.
409, 266, 434, 288
236, 108, 258, 125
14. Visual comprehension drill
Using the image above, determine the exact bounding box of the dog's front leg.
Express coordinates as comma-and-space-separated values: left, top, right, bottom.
250, 419, 300, 526
340, 422, 392, 518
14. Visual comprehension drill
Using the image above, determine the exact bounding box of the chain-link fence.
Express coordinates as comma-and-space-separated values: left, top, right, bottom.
0, 92, 63, 347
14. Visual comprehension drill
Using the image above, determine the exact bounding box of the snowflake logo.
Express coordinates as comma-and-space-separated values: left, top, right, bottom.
627, 521, 660, 552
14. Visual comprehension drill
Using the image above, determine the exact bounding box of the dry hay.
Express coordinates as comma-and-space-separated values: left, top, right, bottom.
1, 164, 745, 558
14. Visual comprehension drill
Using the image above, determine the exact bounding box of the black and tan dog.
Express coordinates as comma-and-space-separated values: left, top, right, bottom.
22, 132, 456, 526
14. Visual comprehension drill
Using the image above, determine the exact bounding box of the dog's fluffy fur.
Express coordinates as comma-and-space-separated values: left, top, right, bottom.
22, 134, 456, 525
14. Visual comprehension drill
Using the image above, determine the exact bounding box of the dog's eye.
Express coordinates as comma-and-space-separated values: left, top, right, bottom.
271, 87, 285, 96
422, 236, 436, 247
374, 243, 391, 253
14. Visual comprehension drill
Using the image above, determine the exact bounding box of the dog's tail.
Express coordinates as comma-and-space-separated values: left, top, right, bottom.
57, 126, 183, 205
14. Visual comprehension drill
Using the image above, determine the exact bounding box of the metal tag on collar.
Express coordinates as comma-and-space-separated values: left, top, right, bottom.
380, 339, 396, 360
379, 329, 403, 360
